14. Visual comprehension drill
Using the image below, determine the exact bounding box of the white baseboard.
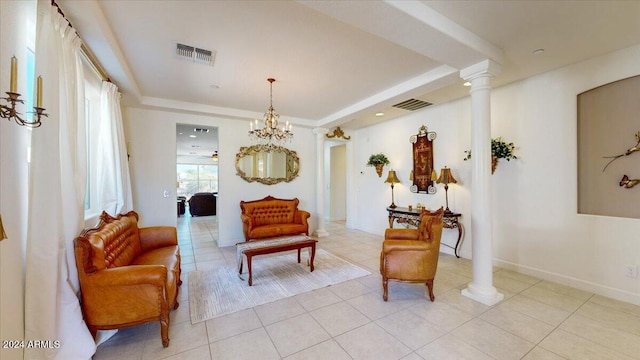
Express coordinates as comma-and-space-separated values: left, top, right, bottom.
218, 236, 245, 248
494, 259, 640, 306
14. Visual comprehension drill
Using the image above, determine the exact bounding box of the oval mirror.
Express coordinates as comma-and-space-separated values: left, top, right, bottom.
235, 144, 300, 185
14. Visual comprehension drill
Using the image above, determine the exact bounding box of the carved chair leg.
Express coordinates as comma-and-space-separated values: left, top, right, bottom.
425, 279, 435, 302
160, 315, 170, 348
382, 277, 389, 301
173, 300, 180, 310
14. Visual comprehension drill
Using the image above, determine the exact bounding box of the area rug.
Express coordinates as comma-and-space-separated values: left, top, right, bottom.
188, 249, 371, 323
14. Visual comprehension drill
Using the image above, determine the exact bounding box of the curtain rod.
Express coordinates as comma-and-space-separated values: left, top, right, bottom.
51, 0, 111, 82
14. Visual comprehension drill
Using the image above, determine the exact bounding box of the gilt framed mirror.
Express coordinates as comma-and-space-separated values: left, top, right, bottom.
410, 125, 437, 194
235, 144, 299, 185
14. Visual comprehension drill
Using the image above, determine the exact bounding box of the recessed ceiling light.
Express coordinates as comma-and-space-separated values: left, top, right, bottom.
463, 81, 471, 87
189, 135, 196, 138
178, 132, 183, 135
375, 112, 384, 117
532, 48, 545, 55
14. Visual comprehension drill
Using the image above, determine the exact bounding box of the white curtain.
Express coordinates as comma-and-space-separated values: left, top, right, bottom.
24, 1, 95, 359
97, 81, 133, 215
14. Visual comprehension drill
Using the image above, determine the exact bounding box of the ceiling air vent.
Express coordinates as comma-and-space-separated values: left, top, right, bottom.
176, 42, 216, 66
392, 99, 433, 111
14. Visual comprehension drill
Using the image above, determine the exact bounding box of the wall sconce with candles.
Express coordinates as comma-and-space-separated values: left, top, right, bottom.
385, 169, 401, 209
436, 166, 457, 215
0, 56, 47, 128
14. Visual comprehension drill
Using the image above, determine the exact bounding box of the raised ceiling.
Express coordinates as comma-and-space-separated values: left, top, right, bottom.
60, 0, 640, 130
176, 124, 218, 160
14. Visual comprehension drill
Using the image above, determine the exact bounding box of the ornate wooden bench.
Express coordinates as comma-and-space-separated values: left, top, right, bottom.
236, 235, 318, 286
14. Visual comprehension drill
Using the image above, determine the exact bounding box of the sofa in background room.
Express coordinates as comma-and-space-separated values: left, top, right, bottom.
188, 192, 217, 216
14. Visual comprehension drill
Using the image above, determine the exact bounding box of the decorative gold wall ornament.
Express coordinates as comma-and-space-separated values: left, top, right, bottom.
602, 131, 640, 172
326, 127, 351, 140
620, 175, 639, 189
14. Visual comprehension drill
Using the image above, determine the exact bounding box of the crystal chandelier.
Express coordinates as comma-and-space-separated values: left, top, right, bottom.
248, 78, 293, 144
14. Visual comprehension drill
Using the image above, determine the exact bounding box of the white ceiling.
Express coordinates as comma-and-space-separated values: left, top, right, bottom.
60, 0, 640, 131
176, 124, 218, 158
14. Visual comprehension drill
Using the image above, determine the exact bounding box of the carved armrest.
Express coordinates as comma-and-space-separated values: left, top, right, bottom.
241, 214, 254, 240
294, 210, 311, 225
83, 265, 167, 288
382, 239, 429, 254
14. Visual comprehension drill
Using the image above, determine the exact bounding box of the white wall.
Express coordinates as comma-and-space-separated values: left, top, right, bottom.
490, 44, 640, 304
0, 1, 35, 359
352, 44, 640, 305
123, 107, 317, 246
353, 99, 471, 257
329, 144, 347, 221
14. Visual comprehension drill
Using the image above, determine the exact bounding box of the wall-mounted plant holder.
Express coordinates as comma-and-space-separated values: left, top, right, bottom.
366, 153, 390, 177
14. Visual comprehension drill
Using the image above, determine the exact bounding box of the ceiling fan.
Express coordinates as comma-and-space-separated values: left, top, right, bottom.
187, 150, 218, 162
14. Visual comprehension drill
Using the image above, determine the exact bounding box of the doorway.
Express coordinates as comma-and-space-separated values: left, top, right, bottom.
326, 142, 347, 222
176, 124, 219, 242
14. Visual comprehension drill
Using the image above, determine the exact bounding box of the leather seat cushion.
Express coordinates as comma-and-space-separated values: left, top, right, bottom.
248, 224, 307, 240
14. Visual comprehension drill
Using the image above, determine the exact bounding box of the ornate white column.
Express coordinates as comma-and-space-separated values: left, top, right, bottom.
313, 127, 329, 237
460, 59, 504, 306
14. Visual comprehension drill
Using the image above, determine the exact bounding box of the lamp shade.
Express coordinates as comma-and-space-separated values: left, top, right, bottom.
436, 166, 457, 185
385, 170, 401, 184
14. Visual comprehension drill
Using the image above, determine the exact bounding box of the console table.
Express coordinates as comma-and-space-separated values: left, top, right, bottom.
386, 207, 463, 258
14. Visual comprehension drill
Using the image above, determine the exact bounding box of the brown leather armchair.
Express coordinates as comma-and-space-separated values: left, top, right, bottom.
74, 211, 181, 347
380, 207, 444, 302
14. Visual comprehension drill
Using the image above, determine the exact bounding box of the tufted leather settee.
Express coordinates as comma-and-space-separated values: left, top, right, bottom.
74, 211, 181, 347
240, 195, 311, 241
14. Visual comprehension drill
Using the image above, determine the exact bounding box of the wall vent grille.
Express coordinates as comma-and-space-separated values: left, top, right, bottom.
176, 43, 216, 66
392, 99, 433, 111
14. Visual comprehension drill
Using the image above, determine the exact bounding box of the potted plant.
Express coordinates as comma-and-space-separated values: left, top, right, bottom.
463, 137, 517, 174
366, 153, 390, 177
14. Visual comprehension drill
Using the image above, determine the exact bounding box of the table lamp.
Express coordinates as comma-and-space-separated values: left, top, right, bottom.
385, 170, 401, 208
436, 166, 457, 215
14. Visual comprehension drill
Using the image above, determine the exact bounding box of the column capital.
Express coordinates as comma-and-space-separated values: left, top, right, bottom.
460, 59, 502, 82
312, 127, 330, 136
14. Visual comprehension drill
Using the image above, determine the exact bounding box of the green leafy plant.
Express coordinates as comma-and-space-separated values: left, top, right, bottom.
366, 153, 390, 166
463, 138, 517, 161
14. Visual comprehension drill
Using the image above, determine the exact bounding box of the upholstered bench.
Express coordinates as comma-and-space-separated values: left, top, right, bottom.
236, 235, 318, 286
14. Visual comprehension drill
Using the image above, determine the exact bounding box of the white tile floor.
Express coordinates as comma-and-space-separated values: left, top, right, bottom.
93, 215, 640, 360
